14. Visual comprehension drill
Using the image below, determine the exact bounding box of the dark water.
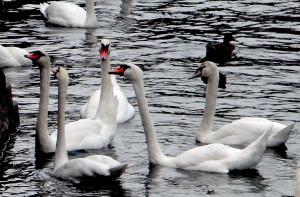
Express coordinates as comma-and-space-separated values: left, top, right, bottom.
1, 0, 299, 196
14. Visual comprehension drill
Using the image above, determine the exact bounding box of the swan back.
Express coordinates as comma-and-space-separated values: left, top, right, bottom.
0, 45, 31, 67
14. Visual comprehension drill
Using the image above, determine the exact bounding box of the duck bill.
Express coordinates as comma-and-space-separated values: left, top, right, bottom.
109, 67, 124, 76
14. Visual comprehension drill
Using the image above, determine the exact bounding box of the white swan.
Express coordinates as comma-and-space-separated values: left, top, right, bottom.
109, 63, 271, 173
80, 39, 135, 123
0, 45, 32, 67
52, 67, 127, 181
25, 50, 118, 153
40, 0, 98, 28
190, 61, 295, 147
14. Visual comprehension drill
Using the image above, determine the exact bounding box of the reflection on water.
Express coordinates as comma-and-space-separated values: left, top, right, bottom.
0, 0, 299, 196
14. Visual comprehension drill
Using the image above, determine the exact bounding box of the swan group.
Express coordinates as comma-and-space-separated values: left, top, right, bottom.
51, 67, 127, 181
190, 61, 295, 147
80, 39, 135, 123
40, 0, 98, 28
25, 49, 118, 153
109, 63, 272, 173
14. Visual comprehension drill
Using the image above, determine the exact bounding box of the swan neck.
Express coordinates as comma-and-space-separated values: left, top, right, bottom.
94, 57, 116, 123
132, 78, 165, 164
198, 75, 218, 139
84, 0, 98, 28
54, 79, 68, 170
36, 63, 55, 153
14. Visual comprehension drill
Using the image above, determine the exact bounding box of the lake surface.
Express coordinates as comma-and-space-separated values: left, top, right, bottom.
0, 0, 299, 196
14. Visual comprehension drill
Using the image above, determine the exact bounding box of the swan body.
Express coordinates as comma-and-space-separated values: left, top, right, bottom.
40, 0, 98, 28
190, 61, 295, 147
25, 50, 118, 153
0, 45, 32, 67
80, 39, 135, 123
109, 63, 271, 173
52, 67, 127, 181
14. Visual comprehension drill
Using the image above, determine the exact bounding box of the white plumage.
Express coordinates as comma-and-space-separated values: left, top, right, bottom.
52, 67, 127, 181
80, 39, 135, 123
40, 0, 98, 28
0, 45, 32, 67
190, 61, 295, 147
109, 63, 271, 173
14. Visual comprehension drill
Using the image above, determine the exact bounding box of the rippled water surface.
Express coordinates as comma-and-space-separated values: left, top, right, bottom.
1, 0, 299, 196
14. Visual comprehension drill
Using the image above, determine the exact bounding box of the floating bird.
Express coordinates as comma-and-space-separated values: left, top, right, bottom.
190, 61, 295, 147
109, 63, 271, 173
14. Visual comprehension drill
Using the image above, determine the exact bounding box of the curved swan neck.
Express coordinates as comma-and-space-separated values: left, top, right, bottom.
37, 63, 55, 153
197, 75, 219, 139
131, 78, 165, 164
54, 77, 68, 170
84, 0, 98, 28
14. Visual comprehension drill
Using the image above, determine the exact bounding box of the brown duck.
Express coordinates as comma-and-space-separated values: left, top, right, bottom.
200, 33, 238, 65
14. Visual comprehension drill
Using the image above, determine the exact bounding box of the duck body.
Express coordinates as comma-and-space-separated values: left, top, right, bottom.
109, 63, 271, 173
191, 61, 295, 147
201, 33, 237, 65
40, 0, 98, 28
0, 45, 32, 67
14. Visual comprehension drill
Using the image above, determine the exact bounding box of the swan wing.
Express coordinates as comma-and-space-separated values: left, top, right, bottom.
82, 83, 135, 123
43, 2, 86, 27
52, 158, 111, 181
50, 119, 117, 150
209, 118, 273, 145
173, 143, 239, 171
0, 46, 31, 67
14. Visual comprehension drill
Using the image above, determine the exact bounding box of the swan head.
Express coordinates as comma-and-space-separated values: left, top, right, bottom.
52, 67, 69, 87
99, 39, 111, 61
24, 50, 50, 68
109, 63, 143, 82
190, 61, 227, 89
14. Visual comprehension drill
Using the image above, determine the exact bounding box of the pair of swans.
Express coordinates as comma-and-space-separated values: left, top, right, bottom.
25, 49, 119, 153
40, 0, 98, 28
0, 45, 32, 67
190, 61, 295, 147
109, 63, 272, 173
52, 67, 126, 181
80, 39, 135, 123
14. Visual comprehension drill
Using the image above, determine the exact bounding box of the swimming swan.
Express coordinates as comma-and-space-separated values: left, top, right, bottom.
80, 39, 135, 123
25, 50, 118, 154
0, 45, 32, 67
40, 0, 98, 28
109, 63, 271, 173
190, 61, 295, 147
52, 67, 127, 181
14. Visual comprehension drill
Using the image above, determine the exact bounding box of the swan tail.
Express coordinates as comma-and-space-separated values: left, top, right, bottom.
230, 125, 272, 170
109, 163, 128, 178
267, 123, 295, 147
39, 3, 49, 19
